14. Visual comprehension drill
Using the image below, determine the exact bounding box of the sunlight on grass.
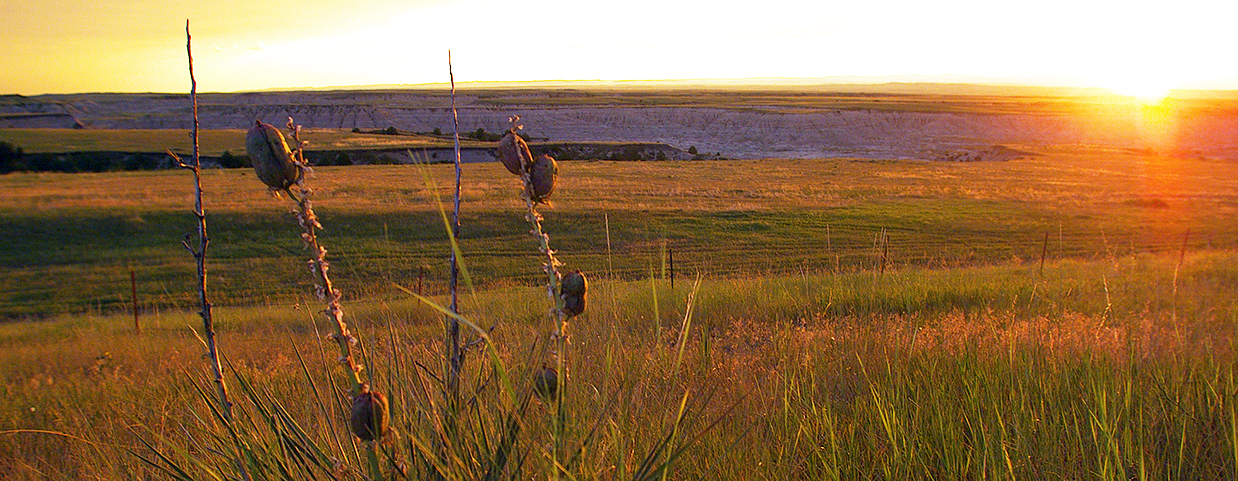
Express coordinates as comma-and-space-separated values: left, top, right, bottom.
3, 250, 1238, 478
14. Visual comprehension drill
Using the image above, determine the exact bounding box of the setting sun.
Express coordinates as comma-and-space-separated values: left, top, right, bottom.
1092, 66, 1183, 105
1105, 81, 1175, 104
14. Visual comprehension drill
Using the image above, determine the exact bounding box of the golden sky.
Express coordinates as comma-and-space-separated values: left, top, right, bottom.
3, 0, 1236, 95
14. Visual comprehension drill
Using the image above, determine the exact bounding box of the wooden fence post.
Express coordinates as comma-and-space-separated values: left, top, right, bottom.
131, 270, 140, 334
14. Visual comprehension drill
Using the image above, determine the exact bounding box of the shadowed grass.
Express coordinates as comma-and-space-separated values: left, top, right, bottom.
4, 151, 1238, 318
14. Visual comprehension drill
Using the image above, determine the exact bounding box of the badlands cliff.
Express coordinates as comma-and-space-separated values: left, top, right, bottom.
3, 88, 1235, 161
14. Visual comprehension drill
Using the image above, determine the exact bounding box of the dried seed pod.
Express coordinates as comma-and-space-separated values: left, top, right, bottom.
496, 131, 531, 175
561, 270, 587, 317
350, 387, 390, 442
533, 365, 558, 401
530, 154, 558, 202
245, 120, 302, 189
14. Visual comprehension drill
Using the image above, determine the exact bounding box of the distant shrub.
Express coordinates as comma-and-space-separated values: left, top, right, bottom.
598, 146, 648, 161
466, 127, 503, 142
383, 126, 399, 135
688, 145, 698, 155
122, 154, 160, 171
432, 127, 442, 135
351, 127, 362, 133
371, 153, 402, 165
217, 150, 251, 169
324, 152, 353, 166
0, 141, 24, 174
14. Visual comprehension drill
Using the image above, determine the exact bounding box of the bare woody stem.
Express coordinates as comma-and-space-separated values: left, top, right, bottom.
446, 50, 463, 395
175, 19, 234, 427
177, 19, 248, 481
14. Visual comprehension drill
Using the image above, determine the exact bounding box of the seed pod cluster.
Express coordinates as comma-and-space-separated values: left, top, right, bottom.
245, 120, 303, 190
533, 365, 558, 401
350, 388, 390, 442
561, 270, 587, 317
496, 131, 558, 202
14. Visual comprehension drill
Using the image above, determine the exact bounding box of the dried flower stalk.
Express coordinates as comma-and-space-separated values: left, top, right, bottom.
276, 120, 366, 395
172, 19, 234, 426
174, 20, 249, 481
508, 116, 568, 480
519, 159, 568, 344
446, 50, 464, 395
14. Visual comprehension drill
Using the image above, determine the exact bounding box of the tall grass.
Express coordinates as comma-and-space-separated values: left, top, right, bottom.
3, 250, 1238, 478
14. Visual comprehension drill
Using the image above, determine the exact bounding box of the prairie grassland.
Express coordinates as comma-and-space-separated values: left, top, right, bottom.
2, 251, 1238, 479
2, 147, 1236, 317
2, 149, 1238, 479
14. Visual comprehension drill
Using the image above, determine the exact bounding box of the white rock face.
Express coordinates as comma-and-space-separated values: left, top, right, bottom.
7, 91, 1238, 160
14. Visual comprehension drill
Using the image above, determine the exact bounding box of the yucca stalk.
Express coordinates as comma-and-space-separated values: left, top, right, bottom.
281, 121, 390, 478
524, 181, 569, 343
499, 115, 573, 477
278, 121, 366, 395
170, 20, 248, 481
446, 50, 463, 397
527, 181, 570, 480
246, 115, 386, 478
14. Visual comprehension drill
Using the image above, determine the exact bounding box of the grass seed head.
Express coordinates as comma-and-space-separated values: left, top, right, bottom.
561, 270, 587, 317
245, 120, 302, 190
349, 388, 390, 442
496, 131, 532, 175
533, 365, 558, 401
530, 154, 558, 202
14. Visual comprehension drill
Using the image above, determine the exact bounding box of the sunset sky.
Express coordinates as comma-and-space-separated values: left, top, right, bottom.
3, 0, 1237, 96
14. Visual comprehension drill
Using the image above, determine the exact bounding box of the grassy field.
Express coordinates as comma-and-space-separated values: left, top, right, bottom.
2, 148, 1238, 479
2, 147, 1236, 318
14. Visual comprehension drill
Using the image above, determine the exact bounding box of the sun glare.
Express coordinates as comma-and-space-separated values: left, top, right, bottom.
1104, 79, 1175, 105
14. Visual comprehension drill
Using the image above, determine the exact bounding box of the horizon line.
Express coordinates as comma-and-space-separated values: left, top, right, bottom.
10, 75, 1238, 97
